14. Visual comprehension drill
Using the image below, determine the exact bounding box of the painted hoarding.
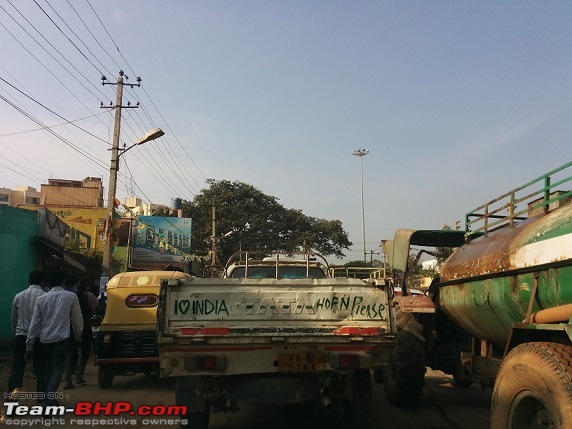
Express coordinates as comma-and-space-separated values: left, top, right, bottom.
132, 216, 192, 263
20, 205, 107, 250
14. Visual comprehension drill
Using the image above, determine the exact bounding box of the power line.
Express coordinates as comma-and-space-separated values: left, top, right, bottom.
0, 77, 108, 144
85, 0, 206, 192
0, 93, 109, 171
66, 0, 123, 73
86, 0, 136, 78
42, 0, 114, 78
0, 110, 108, 138
2, 2, 111, 102
123, 109, 197, 198
33, 0, 105, 76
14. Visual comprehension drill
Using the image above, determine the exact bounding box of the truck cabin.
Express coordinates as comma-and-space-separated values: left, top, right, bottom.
383, 229, 466, 295
224, 251, 329, 279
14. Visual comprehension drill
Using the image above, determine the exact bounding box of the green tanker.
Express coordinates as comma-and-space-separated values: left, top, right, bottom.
382, 161, 572, 429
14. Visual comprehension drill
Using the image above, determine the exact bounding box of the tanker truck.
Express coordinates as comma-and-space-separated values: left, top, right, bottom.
382, 161, 572, 429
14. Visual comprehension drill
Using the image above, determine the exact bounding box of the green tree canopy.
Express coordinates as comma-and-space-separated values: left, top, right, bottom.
182, 180, 352, 263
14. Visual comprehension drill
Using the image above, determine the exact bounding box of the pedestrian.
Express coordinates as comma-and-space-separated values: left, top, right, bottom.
62, 274, 79, 389
73, 278, 98, 385
25, 269, 83, 406
6, 270, 46, 399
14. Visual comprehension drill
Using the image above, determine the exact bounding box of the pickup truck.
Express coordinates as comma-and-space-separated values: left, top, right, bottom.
157, 251, 407, 428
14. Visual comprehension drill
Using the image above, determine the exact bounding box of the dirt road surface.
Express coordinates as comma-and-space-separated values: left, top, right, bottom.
0, 346, 491, 429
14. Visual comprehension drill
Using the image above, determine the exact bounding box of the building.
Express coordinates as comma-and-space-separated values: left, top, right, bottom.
40, 177, 104, 208
0, 186, 41, 207
0, 205, 85, 341
124, 197, 169, 216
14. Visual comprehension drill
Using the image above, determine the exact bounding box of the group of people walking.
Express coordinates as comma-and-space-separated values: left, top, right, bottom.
7, 268, 97, 406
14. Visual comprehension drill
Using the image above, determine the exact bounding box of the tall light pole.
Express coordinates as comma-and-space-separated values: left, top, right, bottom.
353, 148, 369, 262
101, 127, 165, 278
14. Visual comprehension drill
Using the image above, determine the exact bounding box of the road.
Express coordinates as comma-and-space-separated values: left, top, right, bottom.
2, 363, 491, 429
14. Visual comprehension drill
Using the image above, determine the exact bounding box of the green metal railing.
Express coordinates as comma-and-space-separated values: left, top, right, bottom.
466, 161, 572, 238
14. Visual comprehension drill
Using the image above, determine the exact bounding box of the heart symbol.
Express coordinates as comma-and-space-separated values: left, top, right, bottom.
178, 300, 191, 315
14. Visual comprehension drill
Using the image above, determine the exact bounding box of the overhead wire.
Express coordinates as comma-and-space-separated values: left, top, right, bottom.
133, 102, 200, 195
77, 0, 199, 204
3, 0, 200, 207
65, 0, 123, 73
33, 0, 105, 77
0, 9, 114, 154
42, 0, 114, 78
0, 93, 109, 171
123, 109, 197, 198
3, 1, 112, 104
86, 0, 207, 193
0, 110, 108, 138
119, 118, 190, 199
0, 12, 150, 208
0, 77, 108, 145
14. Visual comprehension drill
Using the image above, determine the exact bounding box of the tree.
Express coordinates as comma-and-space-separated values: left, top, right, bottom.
64, 239, 103, 289
181, 180, 352, 263
435, 223, 457, 265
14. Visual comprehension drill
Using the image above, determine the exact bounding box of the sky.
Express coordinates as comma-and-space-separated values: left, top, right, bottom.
1, 1, 571, 263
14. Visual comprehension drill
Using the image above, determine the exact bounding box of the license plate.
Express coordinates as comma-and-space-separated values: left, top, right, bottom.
278, 353, 324, 373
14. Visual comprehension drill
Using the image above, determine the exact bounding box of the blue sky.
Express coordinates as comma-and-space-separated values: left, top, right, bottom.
1, 1, 571, 262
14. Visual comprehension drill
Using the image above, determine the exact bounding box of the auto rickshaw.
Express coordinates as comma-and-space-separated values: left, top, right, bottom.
93, 270, 193, 388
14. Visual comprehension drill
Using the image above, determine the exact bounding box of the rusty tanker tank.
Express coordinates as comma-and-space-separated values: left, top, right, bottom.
439, 200, 572, 347
382, 161, 572, 429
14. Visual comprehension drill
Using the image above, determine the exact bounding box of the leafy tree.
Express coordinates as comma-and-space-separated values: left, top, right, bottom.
64, 239, 103, 288
435, 223, 457, 265
181, 180, 352, 263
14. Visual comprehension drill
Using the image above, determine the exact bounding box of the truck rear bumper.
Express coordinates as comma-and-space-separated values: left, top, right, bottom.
224, 374, 319, 403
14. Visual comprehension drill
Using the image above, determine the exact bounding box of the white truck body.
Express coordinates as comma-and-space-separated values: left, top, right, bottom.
158, 277, 392, 376
156, 273, 396, 428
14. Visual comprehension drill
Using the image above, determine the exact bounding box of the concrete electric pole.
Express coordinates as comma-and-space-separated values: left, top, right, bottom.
100, 71, 141, 278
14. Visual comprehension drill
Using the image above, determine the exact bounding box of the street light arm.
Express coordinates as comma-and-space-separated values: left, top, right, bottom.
117, 127, 165, 159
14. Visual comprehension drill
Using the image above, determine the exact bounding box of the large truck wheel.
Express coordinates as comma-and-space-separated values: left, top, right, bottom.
383, 301, 426, 408
97, 365, 115, 389
491, 342, 572, 429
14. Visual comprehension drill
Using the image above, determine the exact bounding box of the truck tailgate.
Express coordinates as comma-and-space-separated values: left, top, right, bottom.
157, 277, 392, 376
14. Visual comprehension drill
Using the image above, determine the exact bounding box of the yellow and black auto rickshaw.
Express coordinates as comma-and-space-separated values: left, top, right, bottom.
93, 270, 193, 388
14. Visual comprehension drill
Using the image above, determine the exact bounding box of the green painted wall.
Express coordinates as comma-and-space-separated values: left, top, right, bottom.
0, 206, 38, 342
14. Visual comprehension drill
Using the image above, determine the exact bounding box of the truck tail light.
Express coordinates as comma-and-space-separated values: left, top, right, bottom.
196, 356, 217, 370
333, 327, 379, 336
184, 354, 226, 371
330, 353, 361, 369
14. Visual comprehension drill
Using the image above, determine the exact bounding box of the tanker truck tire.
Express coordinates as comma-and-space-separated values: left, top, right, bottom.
382, 302, 426, 408
491, 342, 572, 429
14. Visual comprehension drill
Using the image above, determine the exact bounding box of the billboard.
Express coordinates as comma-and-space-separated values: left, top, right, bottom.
132, 216, 192, 263
20, 205, 107, 250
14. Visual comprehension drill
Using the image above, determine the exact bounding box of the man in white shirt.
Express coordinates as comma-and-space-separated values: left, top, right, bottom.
7, 270, 46, 397
26, 269, 83, 406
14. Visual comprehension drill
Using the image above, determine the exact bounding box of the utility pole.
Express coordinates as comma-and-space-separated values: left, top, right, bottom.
211, 205, 217, 265
101, 71, 141, 278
